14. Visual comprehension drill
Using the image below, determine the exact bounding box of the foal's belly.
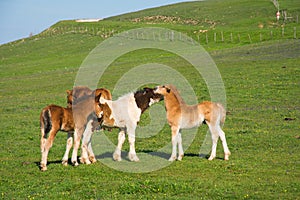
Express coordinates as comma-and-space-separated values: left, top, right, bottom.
180, 117, 202, 129
180, 112, 204, 129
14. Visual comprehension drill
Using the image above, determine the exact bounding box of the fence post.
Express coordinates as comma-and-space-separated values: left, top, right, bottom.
270, 31, 273, 39
221, 31, 224, 42
230, 33, 233, 43
238, 34, 241, 43
282, 27, 284, 37
214, 32, 216, 42
206, 33, 208, 44
294, 27, 297, 39
260, 33, 262, 41
248, 34, 252, 43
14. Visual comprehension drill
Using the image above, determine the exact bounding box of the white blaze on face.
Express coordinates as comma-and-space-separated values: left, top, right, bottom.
99, 97, 114, 120
154, 86, 163, 94
99, 97, 106, 104
149, 98, 159, 106
98, 111, 103, 118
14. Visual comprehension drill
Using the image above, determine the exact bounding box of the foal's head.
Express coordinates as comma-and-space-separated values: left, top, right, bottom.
94, 93, 104, 119
66, 86, 93, 108
98, 97, 115, 126
154, 85, 172, 95
66, 86, 112, 108
134, 87, 163, 113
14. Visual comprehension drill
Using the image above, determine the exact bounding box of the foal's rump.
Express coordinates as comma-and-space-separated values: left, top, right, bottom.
216, 103, 226, 126
197, 101, 226, 126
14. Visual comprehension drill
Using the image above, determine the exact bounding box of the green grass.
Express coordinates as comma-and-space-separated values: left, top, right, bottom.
0, 0, 300, 199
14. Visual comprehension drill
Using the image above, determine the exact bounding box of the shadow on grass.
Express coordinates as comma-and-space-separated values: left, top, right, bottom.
34, 157, 83, 170
184, 153, 225, 160
95, 151, 224, 161
34, 152, 224, 171
95, 150, 170, 161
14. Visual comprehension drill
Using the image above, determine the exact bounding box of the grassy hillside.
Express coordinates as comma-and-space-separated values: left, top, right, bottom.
109, 0, 300, 43
0, 0, 299, 199
6, 0, 297, 49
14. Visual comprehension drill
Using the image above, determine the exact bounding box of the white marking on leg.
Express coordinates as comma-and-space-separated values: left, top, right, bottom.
62, 132, 73, 166
177, 132, 184, 161
169, 126, 179, 161
128, 133, 139, 162
81, 120, 93, 164
208, 125, 219, 161
71, 130, 80, 166
113, 130, 125, 161
217, 126, 231, 160
149, 98, 159, 106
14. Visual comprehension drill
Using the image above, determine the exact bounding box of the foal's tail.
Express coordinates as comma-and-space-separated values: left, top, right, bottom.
40, 108, 52, 136
40, 107, 52, 153
217, 103, 226, 127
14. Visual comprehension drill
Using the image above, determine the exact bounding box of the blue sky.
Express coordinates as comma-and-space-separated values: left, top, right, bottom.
0, 0, 193, 45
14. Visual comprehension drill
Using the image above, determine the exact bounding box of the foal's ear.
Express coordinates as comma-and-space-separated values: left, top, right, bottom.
143, 87, 151, 93
95, 93, 102, 102
66, 90, 72, 95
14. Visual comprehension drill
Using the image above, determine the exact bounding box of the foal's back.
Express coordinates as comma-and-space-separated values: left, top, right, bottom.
40, 105, 74, 132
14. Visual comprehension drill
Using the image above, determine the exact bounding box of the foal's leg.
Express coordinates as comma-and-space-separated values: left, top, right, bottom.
113, 129, 126, 161
71, 128, 84, 166
127, 125, 139, 162
88, 141, 97, 163
40, 129, 46, 154
207, 123, 219, 161
40, 128, 59, 171
62, 132, 73, 166
40, 128, 47, 171
80, 121, 94, 165
217, 125, 231, 160
86, 121, 97, 163
169, 126, 180, 161
177, 132, 184, 161
80, 133, 90, 165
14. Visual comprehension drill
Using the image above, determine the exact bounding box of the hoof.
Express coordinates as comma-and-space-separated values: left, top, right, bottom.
72, 161, 79, 167
62, 160, 68, 166
177, 154, 184, 161
80, 157, 91, 165
129, 153, 139, 162
79, 157, 84, 163
84, 159, 91, 165
40, 165, 47, 171
89, 156, 97, 163
113, 153, 122, 161
168, 156, 176, 162
224, 152, 231, 161
208, 156, 215, 161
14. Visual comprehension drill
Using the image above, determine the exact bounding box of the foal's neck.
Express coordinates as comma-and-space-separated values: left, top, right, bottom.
165, 92, 182, 110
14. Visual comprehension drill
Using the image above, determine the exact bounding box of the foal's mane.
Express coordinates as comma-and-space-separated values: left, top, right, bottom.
167, 84, 186, 105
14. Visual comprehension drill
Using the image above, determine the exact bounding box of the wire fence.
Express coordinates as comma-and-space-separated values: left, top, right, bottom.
38, 11, 299, 46
39, 24, 299, 46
